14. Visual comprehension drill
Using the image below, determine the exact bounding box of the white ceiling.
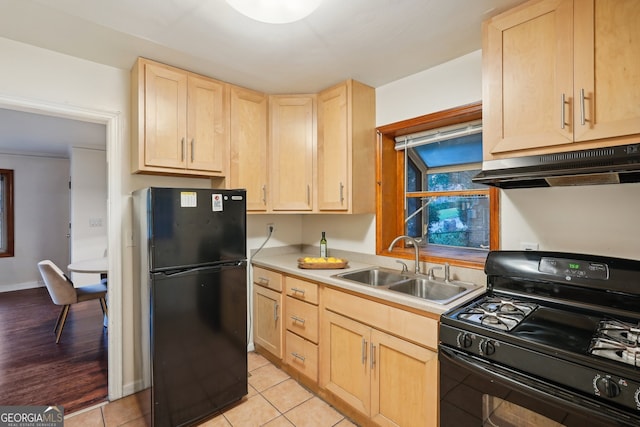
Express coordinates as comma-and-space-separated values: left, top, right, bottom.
0, 0, 526, 157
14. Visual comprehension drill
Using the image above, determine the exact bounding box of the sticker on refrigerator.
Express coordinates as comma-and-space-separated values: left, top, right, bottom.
180, 192, 198, 207
212, 194, 223, 211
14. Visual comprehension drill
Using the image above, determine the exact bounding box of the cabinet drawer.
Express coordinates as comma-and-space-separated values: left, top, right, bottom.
285, 276, 318, 304
285, 296, 319, 343
253, 266, 283, 292
285, 330, 318, 382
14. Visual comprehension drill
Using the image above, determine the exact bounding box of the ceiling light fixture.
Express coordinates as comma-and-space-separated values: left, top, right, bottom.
225, 0, 322, 24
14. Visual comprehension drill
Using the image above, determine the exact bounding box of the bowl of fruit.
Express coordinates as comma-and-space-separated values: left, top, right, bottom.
298, 256, 349, 269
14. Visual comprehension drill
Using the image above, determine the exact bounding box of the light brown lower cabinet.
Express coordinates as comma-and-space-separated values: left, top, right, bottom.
253, 284, 283, 359
252, 266, 439, 427
320, 295, 438, 427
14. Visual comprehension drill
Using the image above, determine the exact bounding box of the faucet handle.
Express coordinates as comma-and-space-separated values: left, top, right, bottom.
427, 266, 442, 280
443, 262, 451, 282
395, 260, 409, 273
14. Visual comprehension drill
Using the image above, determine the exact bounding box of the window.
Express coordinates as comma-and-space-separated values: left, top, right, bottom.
0, 169, 15, 257
376, 103, 499, 268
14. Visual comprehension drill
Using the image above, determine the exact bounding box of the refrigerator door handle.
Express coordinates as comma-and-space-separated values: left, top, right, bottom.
160, 261, 246, 277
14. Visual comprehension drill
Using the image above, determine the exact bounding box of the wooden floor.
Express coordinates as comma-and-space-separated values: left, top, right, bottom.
0, 287, 108, 414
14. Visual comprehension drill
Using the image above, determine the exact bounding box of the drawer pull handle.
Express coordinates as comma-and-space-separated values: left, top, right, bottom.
291, 352, 306, 362
290, 315, 306, 324
258, 276, 270, 284
361, 338, 367, 365
291, 287, 306, 295
273, 302, 279, 321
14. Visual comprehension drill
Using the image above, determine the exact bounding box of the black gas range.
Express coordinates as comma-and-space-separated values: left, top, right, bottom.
439, 251, 640, 427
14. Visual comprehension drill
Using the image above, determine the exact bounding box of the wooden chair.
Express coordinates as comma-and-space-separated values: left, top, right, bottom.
37, 260, 108, 343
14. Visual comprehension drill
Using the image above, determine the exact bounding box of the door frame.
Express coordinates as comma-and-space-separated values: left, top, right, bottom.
0, 93, 124, 401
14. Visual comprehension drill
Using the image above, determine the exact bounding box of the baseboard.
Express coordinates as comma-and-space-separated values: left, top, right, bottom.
122, 379, 147, 397
0, 281, 43, 293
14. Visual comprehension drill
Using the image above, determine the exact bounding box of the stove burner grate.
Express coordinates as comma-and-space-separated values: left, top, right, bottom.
457, 297, 538, 331
589, 319, 640, 367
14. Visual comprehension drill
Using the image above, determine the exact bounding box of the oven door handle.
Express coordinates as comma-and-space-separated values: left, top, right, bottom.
439, 345, 639, 425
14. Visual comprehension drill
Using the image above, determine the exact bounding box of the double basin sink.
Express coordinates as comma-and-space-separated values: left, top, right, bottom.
332, 266, 480, 305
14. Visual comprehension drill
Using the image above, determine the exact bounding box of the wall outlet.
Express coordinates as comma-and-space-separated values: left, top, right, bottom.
266, 223, 275, 234
520, 242, 539, 251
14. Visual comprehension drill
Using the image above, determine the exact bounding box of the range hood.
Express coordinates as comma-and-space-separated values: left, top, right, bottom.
472, 143, 640, 188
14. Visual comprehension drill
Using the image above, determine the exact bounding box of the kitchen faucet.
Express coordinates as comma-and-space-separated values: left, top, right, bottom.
388, 235, 421, 274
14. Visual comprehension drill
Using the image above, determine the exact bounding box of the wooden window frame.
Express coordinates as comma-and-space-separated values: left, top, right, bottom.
0, 169, 15, 258
375, 102, 499, 270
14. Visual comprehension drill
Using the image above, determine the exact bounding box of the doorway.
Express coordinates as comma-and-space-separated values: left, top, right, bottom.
0, 93, 124, 403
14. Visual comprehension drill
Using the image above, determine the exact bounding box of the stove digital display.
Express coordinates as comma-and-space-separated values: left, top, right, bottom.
539, 257, 609, 280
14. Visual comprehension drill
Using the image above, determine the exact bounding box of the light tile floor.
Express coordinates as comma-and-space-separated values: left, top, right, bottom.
65, 352, 357, 427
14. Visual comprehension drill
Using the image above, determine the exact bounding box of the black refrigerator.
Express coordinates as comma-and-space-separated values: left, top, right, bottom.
133, 187, 248, 427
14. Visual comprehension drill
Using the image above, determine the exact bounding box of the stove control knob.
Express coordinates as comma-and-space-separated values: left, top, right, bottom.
480, 340, 496, 356
596, 377, 620, 398
460, 333, 473, 348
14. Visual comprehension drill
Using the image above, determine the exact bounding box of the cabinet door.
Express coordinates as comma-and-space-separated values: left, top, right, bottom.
320, 310, 371, 416
573, 0, 640, 142
230, 86, 268, 211
370, 329, 438, 427
483, 0, 574, 157
317, 83, 349, 211
253, 285, 283, 358
144, 62, 188, 169
270, 95, 315, 211
187, 75, 228, 174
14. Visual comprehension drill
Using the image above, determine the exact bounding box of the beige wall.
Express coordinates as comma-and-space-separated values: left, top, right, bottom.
70, 147, 108, 286
0, 153, 70, 290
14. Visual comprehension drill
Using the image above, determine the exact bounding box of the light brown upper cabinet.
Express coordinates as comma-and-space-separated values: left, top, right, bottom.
317, 80, 376, 213
229, 85, 269, 211
483, 0, 640, 159
131, 58, 230, 176
269, 95, 316, 212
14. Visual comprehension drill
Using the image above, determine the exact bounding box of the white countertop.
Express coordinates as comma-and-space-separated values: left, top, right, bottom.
250, 253, 486, 316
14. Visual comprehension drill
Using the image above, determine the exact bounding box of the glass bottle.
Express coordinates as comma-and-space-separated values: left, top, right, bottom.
320, 231, 328, 258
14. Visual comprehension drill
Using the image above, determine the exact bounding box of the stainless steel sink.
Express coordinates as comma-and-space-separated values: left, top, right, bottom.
333, 266, 479, 304
333, 267, 410, 287
388, 278, 477, 305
